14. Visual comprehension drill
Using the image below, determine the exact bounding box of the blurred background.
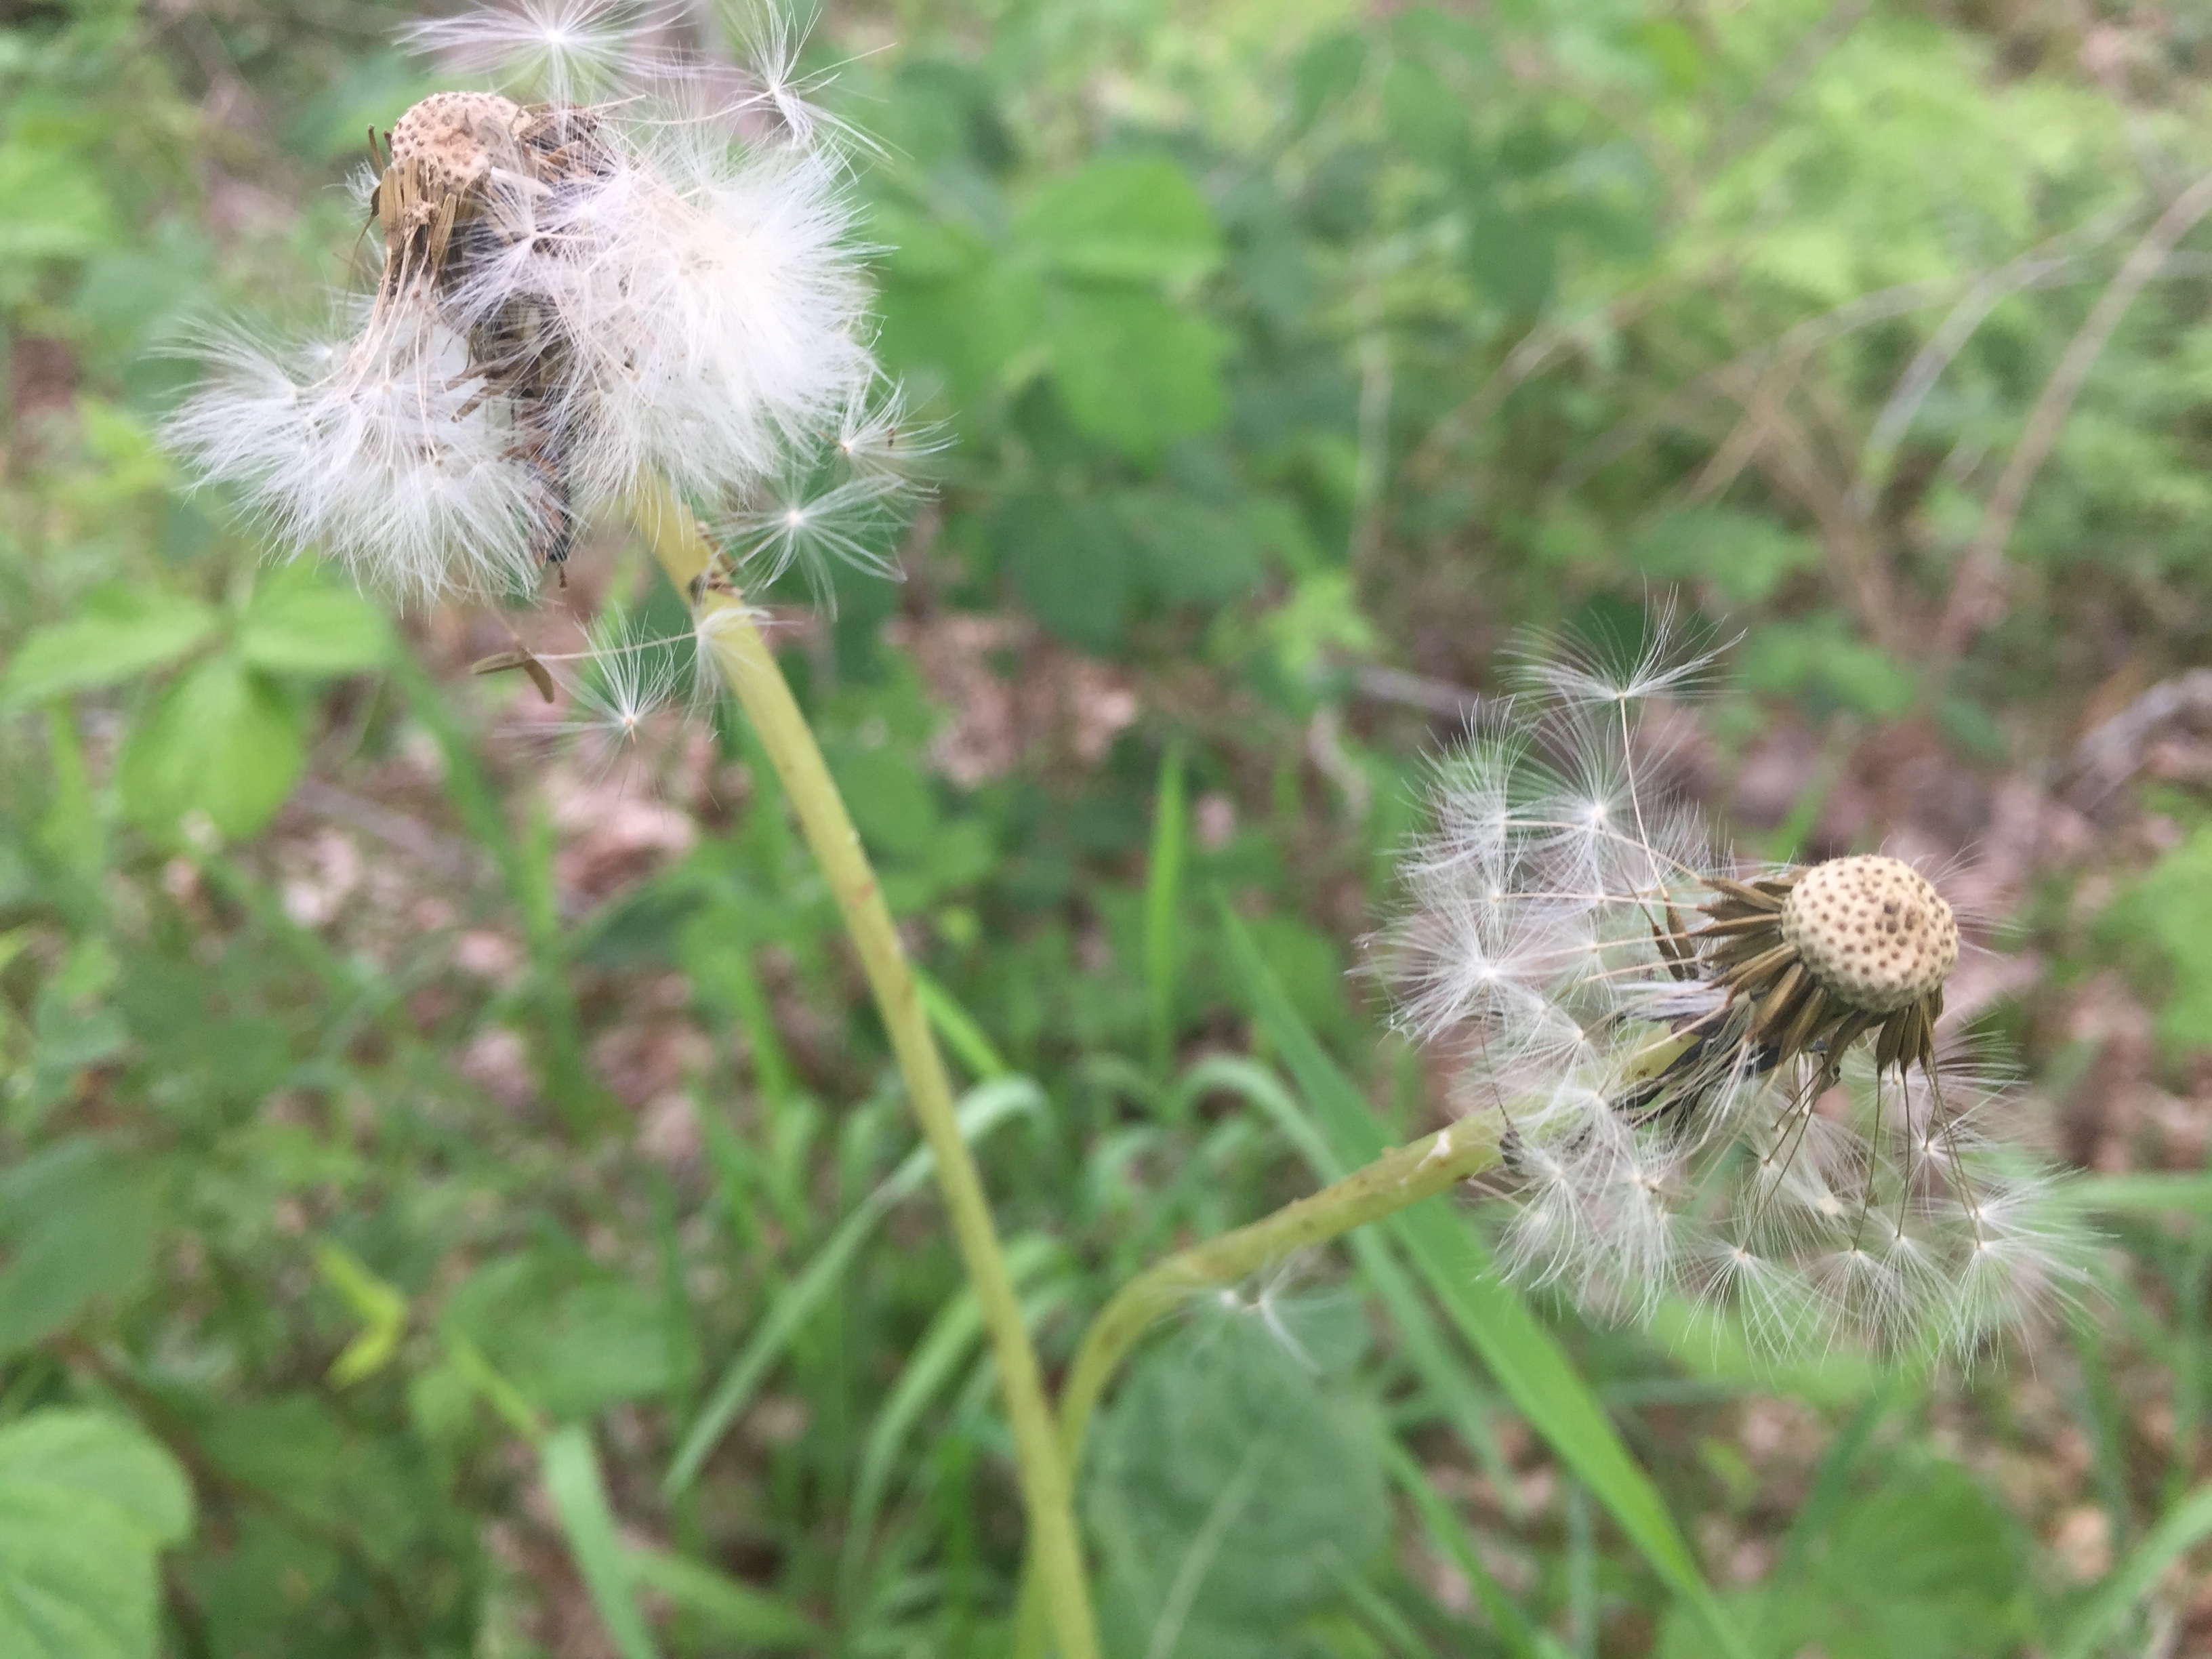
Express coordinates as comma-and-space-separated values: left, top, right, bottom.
5, 0, 2212, 1654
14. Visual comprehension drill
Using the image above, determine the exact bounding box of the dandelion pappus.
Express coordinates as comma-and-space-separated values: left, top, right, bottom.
367, 92, 613, 586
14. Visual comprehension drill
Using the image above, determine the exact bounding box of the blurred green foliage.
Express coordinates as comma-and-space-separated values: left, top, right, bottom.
5, 0, 2212, 1654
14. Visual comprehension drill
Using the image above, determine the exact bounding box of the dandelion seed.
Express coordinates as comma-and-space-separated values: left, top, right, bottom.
539, 608, 686, 770
403, 0, 653, 103
1386, 628, 2089, 1361
714, 470, 908, 597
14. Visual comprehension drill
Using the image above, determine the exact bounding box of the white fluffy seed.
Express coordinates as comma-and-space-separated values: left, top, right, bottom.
1780, 855, 1958, 1015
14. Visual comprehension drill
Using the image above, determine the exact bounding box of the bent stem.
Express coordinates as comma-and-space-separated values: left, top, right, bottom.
629, 475, 1099, 1659
1012, 1111, 1503, 1658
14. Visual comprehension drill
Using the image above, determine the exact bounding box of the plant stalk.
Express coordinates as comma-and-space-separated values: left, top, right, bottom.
630, 476, 1099, 1659
1012, 1111, 1502, 1657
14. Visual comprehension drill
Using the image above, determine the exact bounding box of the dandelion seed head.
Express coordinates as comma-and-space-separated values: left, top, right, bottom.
1385, 628, 2091, 1364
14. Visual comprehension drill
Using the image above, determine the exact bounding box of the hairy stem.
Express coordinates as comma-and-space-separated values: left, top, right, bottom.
1013, 1111, 1502, 1657
630, 476, 1099, 1659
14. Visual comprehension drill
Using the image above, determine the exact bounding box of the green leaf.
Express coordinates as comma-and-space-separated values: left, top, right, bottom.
0, 587, 220, 708
626, 1546, 825, 1649
1660, 1461, 2026, 1659
0, 138, 118, 268
117, 654, 305, 840
237, 565, 392, 676
1088, 1309, 1389, 1659
1015, 157, 1221, 285
0, 1139, 159, 1357
0, 1409, 194, 1659
1215, 901, 1746, 1655
441, 1252, 672, 1421
1042, 286, 1227, 459
996, 487, 1136, 651
542, 1427, 661, 1659
1145, 741, 1187, 1077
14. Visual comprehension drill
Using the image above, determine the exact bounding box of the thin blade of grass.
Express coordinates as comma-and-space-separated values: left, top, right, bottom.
838, 1233, 1065, 1609
2051, 1481, 2212, 1659
1383, 1440, 1564, 1659
2072, 1172, 2212, 1214
542, 1425, 661, 1659
1145, 740, 1187, 1080
626, 1546, 826, 1650
914, 964, 1010, 1082
664, 1077, 1042, 1496
1216, 901, 1744, 1657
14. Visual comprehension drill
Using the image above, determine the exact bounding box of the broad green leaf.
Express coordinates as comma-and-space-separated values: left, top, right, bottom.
0, 587, 220, 708
1658, 1460, 2027, 1659
1015, 157, 1221, 284
237, 564, 391, 676
0, 1409, 193, 1659
0, 138, 118, 267
1216, 903, 1744, 1654
1088, 1309, 1388, 1659
996, 487, 1137, 651
0, 1139, 158, 1357
665, 1078, 1044, 1495
117, 653, 304, 840
542, 1427, 661, 1659
441, 1252, 672, 1421
1042, 286, 1227, 459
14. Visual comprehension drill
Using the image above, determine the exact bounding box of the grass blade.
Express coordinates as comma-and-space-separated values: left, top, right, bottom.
1145, 740, 1187, 1079
665, 1077, 1042, 1496
2051, 1481, 2212, 1659
1216, 901, 1744, 1656
838, 1233, 1064, 1608
2071, 1172, 2212, 1214
914, 964, 1011, 1082
542, 1425, 661, 1659
626, 1546, 825, 1650
1384, 1440, 1563, 1659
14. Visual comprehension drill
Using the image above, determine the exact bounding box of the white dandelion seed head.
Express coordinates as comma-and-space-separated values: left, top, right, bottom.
531, 127, 876, 505
1386, 628, 2091, 1362
165, 312, 548, 605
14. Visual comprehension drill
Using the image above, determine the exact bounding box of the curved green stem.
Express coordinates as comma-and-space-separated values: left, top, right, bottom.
630, 478, 1099, 1659
1013, 1111, 1502, 1657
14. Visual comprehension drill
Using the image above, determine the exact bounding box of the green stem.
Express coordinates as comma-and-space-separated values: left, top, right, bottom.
630, 478, 1099, 1659
1013, 1111, 1502, 1657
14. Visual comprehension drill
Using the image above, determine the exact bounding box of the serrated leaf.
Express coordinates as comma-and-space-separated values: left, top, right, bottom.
117, 653, 305, 840
440, 1253, 672, 1422
0, 1139, 158, 1357
237, 565, 391, 676
1015, 157, 1221, 284
1042, 286, 1226, 459
1088, 1311, 1387, 1659
0, 587, 220, 708
0, 1409, 194, 1659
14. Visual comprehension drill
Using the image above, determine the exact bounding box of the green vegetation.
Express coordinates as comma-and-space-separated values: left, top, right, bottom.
4, 0, 2212, 1654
